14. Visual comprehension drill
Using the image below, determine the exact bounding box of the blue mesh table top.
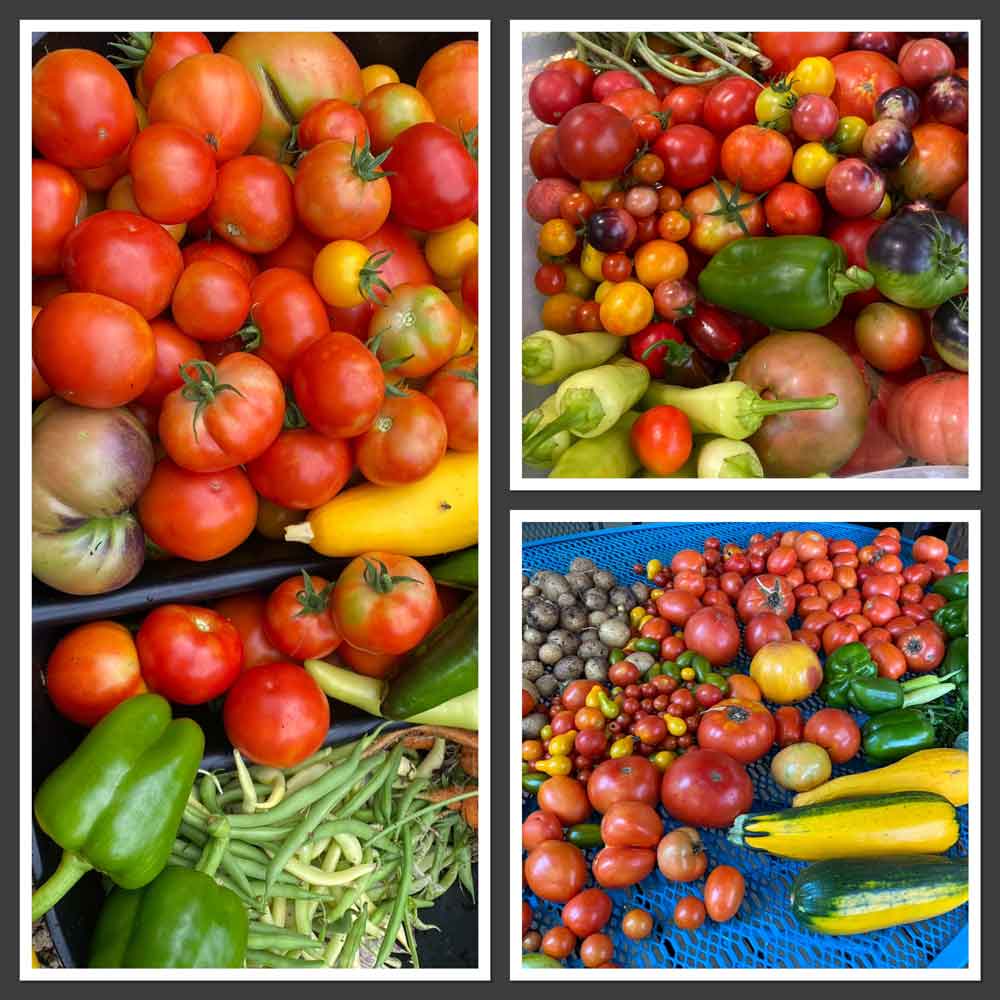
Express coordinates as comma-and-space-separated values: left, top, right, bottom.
521, 522, 968, 969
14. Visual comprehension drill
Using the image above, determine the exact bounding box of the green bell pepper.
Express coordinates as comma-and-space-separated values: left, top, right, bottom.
697, 235, 875, 330
89, 866, 248, 968
933, 598, 968, 639
819, 642, 877, 708
33, 694, 204, 921
862, 708, 938, 762
931, 572, 968, 601
849, 676, 903, 715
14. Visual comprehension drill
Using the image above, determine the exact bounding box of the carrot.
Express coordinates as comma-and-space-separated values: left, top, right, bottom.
420, 787, 467, 812
460, 746, 478, 777
461, 795, 478, 830
362, 725, 478, 758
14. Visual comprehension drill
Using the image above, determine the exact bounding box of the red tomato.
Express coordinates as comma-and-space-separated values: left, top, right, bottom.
129, 123, 218, 224
603, 87, 660, 122
683, 606, 740, 667
587, 756, 661, 814
555, 103, 639, 181
137, 604, 243, 704
524, 841, 588, 903
703, 77, 762, 136
384, 123, 477, 231
592, 847, 657, 888
260, 573, 341, 661
209, 155, 295, 254
32, 160, 85, 275
653, 125, 719, 191
223, 662, 329, 768
630, 405, 693, 476
137, 458, 257, 561
562, 889, 612, 938
538, 775, 592, 826
522, 810, 564, 851
764, 183, 823, 235
913, 535, 949, 562
214, 592, 287, 670
298, 98, 368, 150
896, 622, 946, 672
661, 85, 705, 126
754, 33, 852, 74
898, 38, 956, 90
33, 49, 137, 169
135, 318, 204, 409
363, 221, 435, 305
803, 707, 861, 764
33, 292, 155, 408
529, 127, 571, 180
355, 389, 448, 486
744, 612, 793, 656
530, 69, 587, 125
171, 260, 251, 342
416, 39, 478, 137
661, 748, 753, 828
831, 51, 904, 123
246, 428, 351, 510
45, 620, 146, 726
331, 552, 438, 656
825, 158, 886, 218
424, 353, 478, 453
600, 801, 663, 849
183, 238, 259, 284
871, 640, 907, 680
704, 865, 745, 922
886, 372, 968, 466
130, 31, 214, 103
61, 210, 183, 320
292, 331, 384, 438
721, 125, 793, 193
697, 698, 776, 763
655, 590, 702, 626
737, 574, 796, 622
774, 706, 804, 747
148, 52, 262, 162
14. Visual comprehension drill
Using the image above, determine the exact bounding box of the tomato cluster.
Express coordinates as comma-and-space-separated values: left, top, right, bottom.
524, 31, 969, 475
33, 32, 479, 563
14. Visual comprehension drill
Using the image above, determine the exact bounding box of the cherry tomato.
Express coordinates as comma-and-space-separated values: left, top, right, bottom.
791, 94, 839, 141
898, 38, 956, 90
721, 125, 793, 193
704, 865, 745, 922
673, 896, 706, 931
703, 77, 761, 137
661, 85, 705, 126
825, 158, 886, 218
622, 909, 653, 940
629, 405, 693, 475
653, 125, 719, 190
580, 933, 615, 968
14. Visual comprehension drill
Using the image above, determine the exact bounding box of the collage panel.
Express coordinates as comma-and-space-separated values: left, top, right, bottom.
514, 25, 976, 487
514, 515, 978, 977
27, 21, 486, 977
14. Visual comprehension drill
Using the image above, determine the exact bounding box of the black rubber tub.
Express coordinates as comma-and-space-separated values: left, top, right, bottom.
31, 28, 477, 970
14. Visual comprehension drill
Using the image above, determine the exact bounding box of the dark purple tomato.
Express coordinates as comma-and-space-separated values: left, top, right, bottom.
862, 119, 914, 168
925, 75, 968, 130
791, 94, 839, 142
587, 206, 637, 253
850, 32, 903, 58
873, 87, 921, 128
529, 69, 587, 125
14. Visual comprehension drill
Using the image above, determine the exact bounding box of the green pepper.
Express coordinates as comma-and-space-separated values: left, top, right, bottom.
849, 676, 904, 715
819, 641, 877, 708
522, 771, 547, 795
931, 572, 968, 601
698, 235, 874, 329
89, 866, 248, 968
523, 953, 564, 968
942, 635, 968, 682
32, 694, 204, 922
862, 708, 938, 762
661, 661, 682, 681
933, 599, 967, 639
633, 637, 660, 655
690, 654, 712, 683
609, 648, 626, 665
549, 411, 641, 478
429, 547, 477, 589
676, 650, 697, 667
566, 823, 603, 849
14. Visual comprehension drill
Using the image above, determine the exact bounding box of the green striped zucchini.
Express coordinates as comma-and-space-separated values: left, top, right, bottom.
790, 855, 968, 935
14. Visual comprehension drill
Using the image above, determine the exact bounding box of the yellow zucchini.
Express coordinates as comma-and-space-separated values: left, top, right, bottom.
285, 452, 477, 557
791, 855, 968, 935
728, 791, 958, 861
792, 748, 968, 808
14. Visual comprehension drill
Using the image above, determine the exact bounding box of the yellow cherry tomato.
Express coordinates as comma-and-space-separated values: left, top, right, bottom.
646, 559, 662, 580
539, 218, 577, 257
872, 192, 893, 220
522, 739, 544, 762
629, 605, 647, 627
562, 263, 594, 300
609, 735, 635, 759
540, 292, 583, 334
634, 239, 688, 288
447, 291, 478, 356
362, 64, 399, 94
425, 219, 478, 280
594, 280, 614, 304
651, 750, 677, 771
650, 588, 664, 599
548, 730, 577, 757
755, 78, 796, 132
665, 714, 687, 736
535, 755, 572, 777
539, 724, 553, 742
833, 116, 867, 155
680, 667, 696, 682
792, 56, 836, 97
580, 243, 607, 282
599, 280, 654, 336
581, 178, 616, 204
792, 142, 838, 189
312, 239, 386, 309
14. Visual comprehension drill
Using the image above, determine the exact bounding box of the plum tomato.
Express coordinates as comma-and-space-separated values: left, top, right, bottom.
600, 800, 663, 849
592, 846, 657, 889
563, 888, 613, 938
704, 865, 745, 922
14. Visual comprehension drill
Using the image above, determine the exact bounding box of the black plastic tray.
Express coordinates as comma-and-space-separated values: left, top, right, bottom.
32, 28, 477, 970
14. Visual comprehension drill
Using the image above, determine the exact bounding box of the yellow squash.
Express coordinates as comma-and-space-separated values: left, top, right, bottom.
285, 452, 477, 557
728, 791, 959, 861
793, 748, 968, 808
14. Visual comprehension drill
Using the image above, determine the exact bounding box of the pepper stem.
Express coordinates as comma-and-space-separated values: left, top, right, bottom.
746, 393, 838, 417
833, 266, 875, 296
521, 339, 554, 380
32, 850, 94, 921
522, 390, 604, 450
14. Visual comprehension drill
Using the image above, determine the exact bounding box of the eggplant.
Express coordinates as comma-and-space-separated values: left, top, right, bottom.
931, 296, 968, 373
866, 210, 968, 309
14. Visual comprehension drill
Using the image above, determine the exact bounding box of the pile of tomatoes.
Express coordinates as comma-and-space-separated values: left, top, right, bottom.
33, 31, 478, 563
524, 30, 969, 474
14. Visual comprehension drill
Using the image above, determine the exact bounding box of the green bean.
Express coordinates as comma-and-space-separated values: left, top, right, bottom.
334, 903, 369, 969
217, 784, 271, 807
338, 750, 398, 819
246, 950, 326, 969
310, 818, 374, 843
244, 880, 330, 902
247, 931, 320, 953
352, 807, 376, 823
367, 791, 478, 847
375, 823, 412, 967
199, 772, 222, 813
324, 849, 378, 923
378, 741, 407, 825
215, 873, 258, 910
228, 824, 296, 843
219, 851, 255, 901
404, 906, 420, 969
393, 777, 428, 841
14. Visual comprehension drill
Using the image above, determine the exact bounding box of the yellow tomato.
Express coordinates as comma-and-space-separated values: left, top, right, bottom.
634, 239, 688, 288
562, 263, 594, 300
665, 714, 687, 736
872, 192, 893, 220
447, 291, 478, 356
581, 178, 617, 204
609, 735, 635, 758
749, 641, 823, 704
312, 239, 381, 308
792, 57, 836, 97
792, 142, 838, 189
579, 242, 607, 282
107, 174, 186, 242
425, 219, 478, 280
833, 116, 867, 155
538, 218, 577, 257
540, 292, 583, 334
651, 750, 676, 771
594, 280, 614, 304
599, 281, 653, 336
361, 63, 399, 94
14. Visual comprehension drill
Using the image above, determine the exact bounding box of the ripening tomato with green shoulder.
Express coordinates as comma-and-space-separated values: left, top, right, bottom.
425, 352, 478, 453
361, 82, 436, 153
368, 283, 462, 377
684, 179, 766, 255
264, 572, 341, 660
331, 552, 439, 656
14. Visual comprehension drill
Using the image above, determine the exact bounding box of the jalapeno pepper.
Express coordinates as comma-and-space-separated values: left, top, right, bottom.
690, 654, 712, 683
933, 599, 968, 639
661, 661, 682, 680
609, 648, 626, 665
566, 823, 603, 848
522, 771, 547, 794
820, 641, 877, 708
849, 676, 903, 715
862, 708, 938, 762
633, 637, 661, 655
676, 650, 697, 667
931, 572, 968, 601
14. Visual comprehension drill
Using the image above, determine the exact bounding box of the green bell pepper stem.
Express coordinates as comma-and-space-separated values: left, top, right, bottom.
521, 330, 623, 385
832, 267, 876, 296
32, 851, 93, 922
